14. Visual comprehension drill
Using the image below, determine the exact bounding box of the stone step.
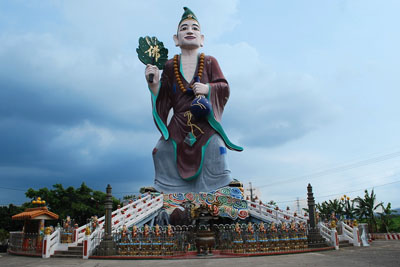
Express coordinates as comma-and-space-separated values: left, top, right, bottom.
339, 240, 353, 247
68, 246, 83, 251
54, 250, 83, 256
51, 253, 82, 258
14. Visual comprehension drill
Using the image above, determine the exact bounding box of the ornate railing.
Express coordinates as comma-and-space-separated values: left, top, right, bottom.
112, 194, 163, 231
8, 232, 42, 256
76, 193, 162, 245
339, 221, 361, 246
317, 222, 339, 250
43, 228, 61, 258
83, 227, 103, 259
81, 193, 164, 258
106, 223, 310, 257
218, 223, 308, 254
113, 225, 189, 256
247, 201, 308, 224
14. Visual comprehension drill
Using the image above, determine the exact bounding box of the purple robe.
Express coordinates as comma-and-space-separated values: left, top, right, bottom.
151, 54, 242, 180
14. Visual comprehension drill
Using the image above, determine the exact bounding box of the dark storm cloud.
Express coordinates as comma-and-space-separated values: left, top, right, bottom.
0, 32, 156, 203
0, 118, 54, 165
0, 78, 97, 127
0, 36, 148, 131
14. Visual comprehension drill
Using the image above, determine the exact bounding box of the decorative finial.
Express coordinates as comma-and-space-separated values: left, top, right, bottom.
44, 227, 51, 235
85, 225, 91, 236
32, 197, 46, 205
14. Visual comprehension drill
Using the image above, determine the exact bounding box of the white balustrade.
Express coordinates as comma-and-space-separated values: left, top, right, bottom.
42, 228, 60, 258
82, 193, 164, 258
339, 221, 361, 247
318, 222, 339, 250
40, 193, 163, 259
76, 194, 154, 244
111, 194, 163, 231
247, 200, 308, 224
359, 223, 370, 246
83, 227, 103, 259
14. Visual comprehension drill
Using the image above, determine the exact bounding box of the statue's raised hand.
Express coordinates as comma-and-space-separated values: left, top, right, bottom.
145, 64, 160, 83
145, 64, 160, 95
193, 82, 209, 96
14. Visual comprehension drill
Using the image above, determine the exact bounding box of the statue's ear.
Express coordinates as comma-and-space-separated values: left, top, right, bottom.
173, 34, 179, 47
200, 34, 205, 47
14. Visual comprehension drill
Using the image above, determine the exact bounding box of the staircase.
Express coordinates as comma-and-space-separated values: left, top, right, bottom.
337, 221, 361, 247
51, 243, 83, 258
339, 240, 353, 248
73, 193, 164, 245
247, 200, 308, 224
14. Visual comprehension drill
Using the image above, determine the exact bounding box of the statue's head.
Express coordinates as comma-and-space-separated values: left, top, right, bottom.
174, 7, 204, 49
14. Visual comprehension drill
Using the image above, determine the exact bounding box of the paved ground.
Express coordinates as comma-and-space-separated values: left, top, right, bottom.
1, 241, 399, 267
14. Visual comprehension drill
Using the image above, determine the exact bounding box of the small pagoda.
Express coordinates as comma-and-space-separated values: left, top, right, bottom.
10, 198, 58, 255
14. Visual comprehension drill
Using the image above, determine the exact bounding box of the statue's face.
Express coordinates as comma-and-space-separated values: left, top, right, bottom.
174, 19, 204, 49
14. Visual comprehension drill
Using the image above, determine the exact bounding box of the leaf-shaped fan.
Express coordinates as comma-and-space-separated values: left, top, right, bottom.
137, 36, 168, 82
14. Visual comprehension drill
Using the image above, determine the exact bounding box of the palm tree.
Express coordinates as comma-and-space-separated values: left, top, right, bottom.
341, 196, 355, 219
327, 199, 344, 218
353, 189, 383, 233
316, 201, 331, 221
379, 202, 397, 233
316, 199, 345, 221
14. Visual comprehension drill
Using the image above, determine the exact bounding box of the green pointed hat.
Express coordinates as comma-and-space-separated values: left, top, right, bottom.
179, 7, 199, 26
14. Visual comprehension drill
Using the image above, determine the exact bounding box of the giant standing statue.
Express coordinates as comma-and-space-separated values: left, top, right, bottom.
145, 7, 243, 193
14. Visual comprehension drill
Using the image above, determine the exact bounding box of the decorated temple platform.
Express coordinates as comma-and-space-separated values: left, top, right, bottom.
8, 184, 365, 259
90, 247, 335, 260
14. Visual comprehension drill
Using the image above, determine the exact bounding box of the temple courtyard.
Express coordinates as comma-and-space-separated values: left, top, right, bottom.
0, 240, 399, 267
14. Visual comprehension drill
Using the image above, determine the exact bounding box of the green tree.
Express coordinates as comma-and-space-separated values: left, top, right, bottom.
316, 201, 331, 221
316, 199, 344, 221
0, 229, 9, 242
25, 183, 121, 225
327, 199, 344, 218
122, 195, 137, 201
340, 196, 355, 219
378, 202, 397, 233
353, 189, 383, 233
0, 204, 24, 233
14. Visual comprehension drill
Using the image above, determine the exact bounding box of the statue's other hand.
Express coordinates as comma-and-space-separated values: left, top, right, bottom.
145, 64, 160, 83
193, 82, 209, 96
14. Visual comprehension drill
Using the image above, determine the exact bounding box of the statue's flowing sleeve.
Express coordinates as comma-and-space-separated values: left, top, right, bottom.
206, 56, 243, 152
150, 67, 172, 140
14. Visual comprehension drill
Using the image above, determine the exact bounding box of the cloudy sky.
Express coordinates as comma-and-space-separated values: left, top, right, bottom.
1, 0, 399, 210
